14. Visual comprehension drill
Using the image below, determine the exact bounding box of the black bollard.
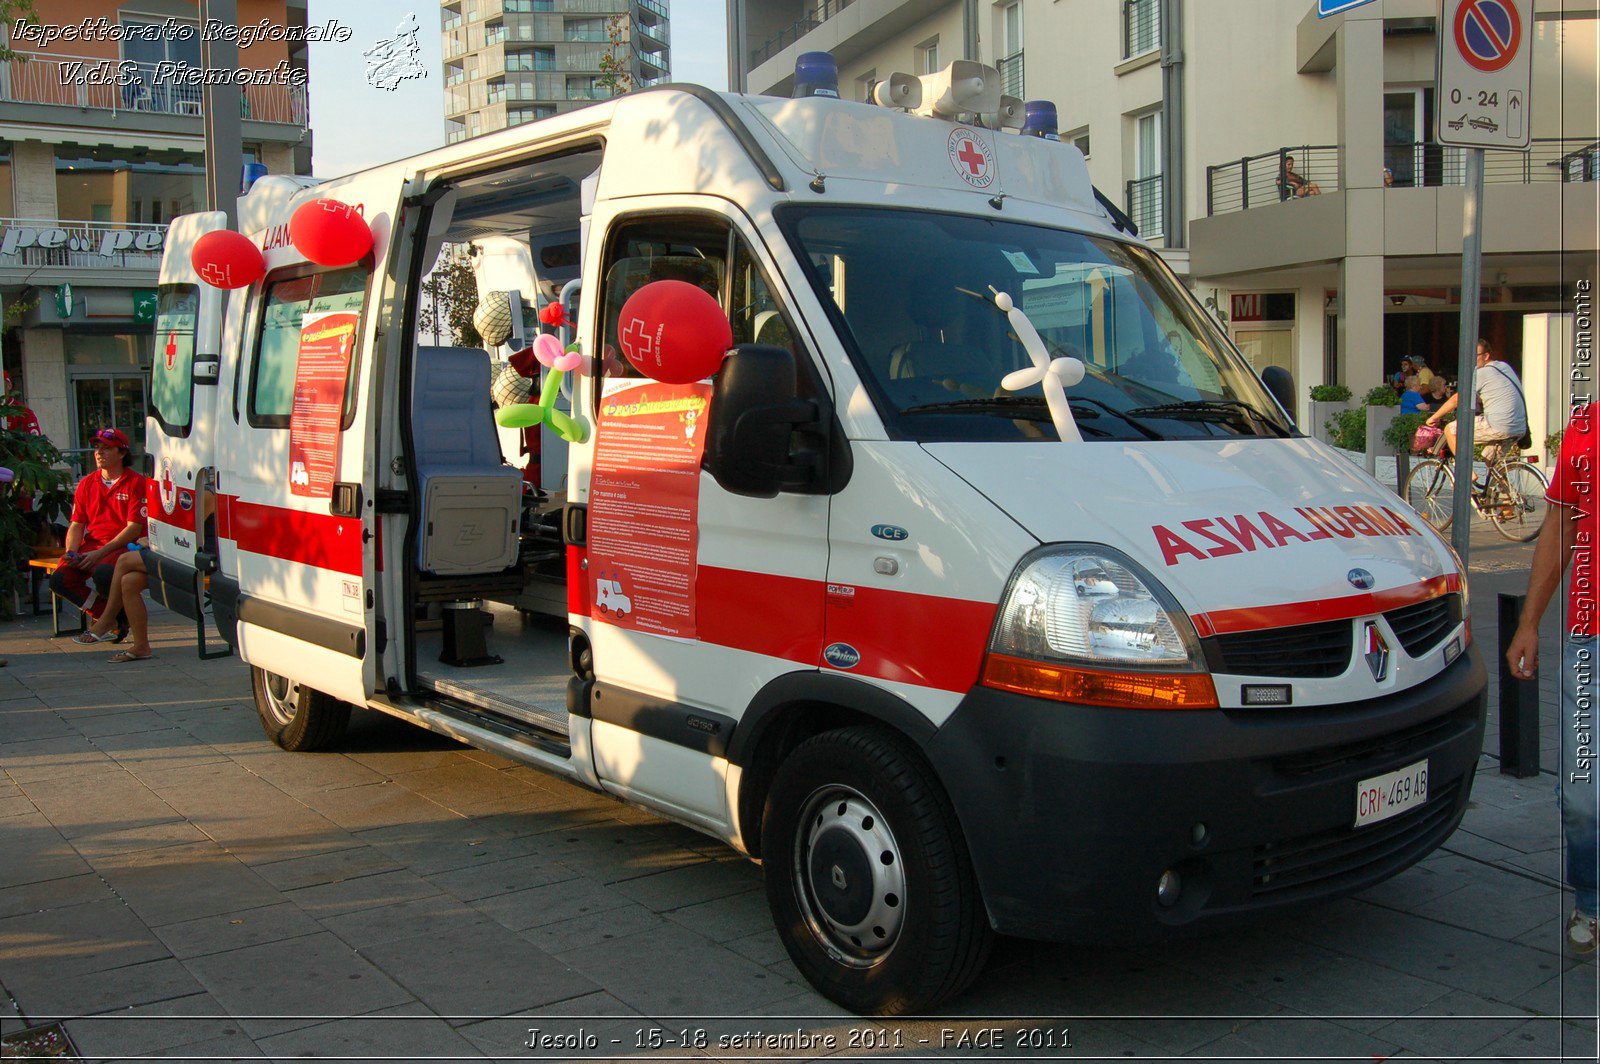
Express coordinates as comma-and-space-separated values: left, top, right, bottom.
1497, 592, 1540, 778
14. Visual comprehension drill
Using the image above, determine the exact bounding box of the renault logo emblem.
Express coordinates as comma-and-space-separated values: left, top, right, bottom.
1363, 621, 1391, 682
831, 865, 848, 890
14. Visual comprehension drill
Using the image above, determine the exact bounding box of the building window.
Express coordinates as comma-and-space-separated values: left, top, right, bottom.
1123, 0, 1160, 59
532, 47, 556, 70
510, 105, 556, 125
119, 15, 202, 114
505, 51, 534, 72
568, 76, 603, 101
485, 21, 506, 45
55, 148, 205, 225
918, 37, 940, 75
1130, 110, 1163, 237
0, 144, 12, 217
857, 70, 877, 103
1001, 2, 1022, 55
1067, 128, 1090, 159
565, 18, 607, 42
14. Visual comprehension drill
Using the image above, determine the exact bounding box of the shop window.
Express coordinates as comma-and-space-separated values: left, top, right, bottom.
55, 148, 205, 225
249, 266, 369, 428
0, 143, 12, 217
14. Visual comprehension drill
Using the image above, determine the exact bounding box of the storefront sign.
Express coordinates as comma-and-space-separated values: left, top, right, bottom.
54, 283, 74, 318
0, 223, 165, 258
132, 289, 158, 324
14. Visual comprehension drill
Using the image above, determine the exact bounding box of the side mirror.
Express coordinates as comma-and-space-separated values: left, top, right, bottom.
705, 345, 849, 498
1260, 365, 1296, 427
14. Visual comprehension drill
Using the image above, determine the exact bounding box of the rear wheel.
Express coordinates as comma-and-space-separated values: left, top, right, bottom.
1403, 458, 1455, 532
251, 667, 350, 751
761, 726, 992, 1015
1490, 462, 1550, 542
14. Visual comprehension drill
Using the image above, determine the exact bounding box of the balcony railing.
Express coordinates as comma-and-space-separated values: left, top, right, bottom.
751, 0, 852, 70
1122, 0, 1160, 60
2, 55, 306, 126
1206, 138, 1598, 215
1125, 174, 1163, 238
998, 51, 1023, 100
0, 218, 168, 272
637, 0, 667, 19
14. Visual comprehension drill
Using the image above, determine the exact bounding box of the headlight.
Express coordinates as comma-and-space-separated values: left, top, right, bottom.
983, 545, 1217, 709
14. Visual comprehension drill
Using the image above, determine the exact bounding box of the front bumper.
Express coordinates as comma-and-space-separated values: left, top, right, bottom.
925, 646, 1487, 942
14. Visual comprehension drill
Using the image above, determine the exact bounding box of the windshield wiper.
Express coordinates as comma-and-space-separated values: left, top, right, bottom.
1122, 399, 1291, 437
900, 396, 1143, 440
901, 396, 1070, 421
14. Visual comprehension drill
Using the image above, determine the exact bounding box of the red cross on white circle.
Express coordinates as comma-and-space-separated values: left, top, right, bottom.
947, 128, 996, 188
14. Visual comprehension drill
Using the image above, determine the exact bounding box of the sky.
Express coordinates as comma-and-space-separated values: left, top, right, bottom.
308, 1, 729, 179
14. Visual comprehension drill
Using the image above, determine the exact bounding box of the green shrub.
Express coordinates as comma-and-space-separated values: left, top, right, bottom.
1364, 385, 1400, 407
1332, 406, 1367, 452
1310, 383, 1352, 403
1385, 413, 1431, 453
1548, 429, 1565, 458
0, 397, 74, 619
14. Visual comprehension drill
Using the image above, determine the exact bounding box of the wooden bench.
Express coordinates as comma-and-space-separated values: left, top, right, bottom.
27, 550, 88, 637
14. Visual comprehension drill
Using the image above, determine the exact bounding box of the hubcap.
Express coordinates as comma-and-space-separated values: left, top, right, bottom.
262, 671, 300, 726
793, 786, 906, 967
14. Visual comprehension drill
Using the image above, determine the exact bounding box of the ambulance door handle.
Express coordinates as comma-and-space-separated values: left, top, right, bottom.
330, 482, 363, 518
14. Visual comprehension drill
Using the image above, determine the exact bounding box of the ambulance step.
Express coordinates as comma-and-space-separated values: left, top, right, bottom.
415, 694, 571, 762
420, 675, 569, 738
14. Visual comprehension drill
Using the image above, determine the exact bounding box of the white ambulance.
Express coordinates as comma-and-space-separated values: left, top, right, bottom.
144, 67, 1486, 1015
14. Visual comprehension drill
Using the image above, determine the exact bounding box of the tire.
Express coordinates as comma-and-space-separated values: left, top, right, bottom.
1489, 462, 1550, 542
251, 666, 350, 752
761, 725, 992, 1016
1403, 458, 1455, 532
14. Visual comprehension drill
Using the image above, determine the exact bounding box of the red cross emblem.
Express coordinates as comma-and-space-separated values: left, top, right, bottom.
159, 459, 176, 514
947, 127, 996, 189
621, 317, 656, 361
165, 331, 178, 370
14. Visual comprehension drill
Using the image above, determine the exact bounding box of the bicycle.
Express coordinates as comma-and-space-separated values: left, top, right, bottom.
1402, 436, 1550, 542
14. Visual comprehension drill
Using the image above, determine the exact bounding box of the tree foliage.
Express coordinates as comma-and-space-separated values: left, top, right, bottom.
1, 2, 42, 63
596, 15, 634, 96
417, 247, 482, 347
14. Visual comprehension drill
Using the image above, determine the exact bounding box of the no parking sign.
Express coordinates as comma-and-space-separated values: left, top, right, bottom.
1435, 0, 1533, 150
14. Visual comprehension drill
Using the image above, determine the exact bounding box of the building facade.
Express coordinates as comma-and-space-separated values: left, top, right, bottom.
0, 0, 312, 471
729, 0, 1597, 436
441, 0, 670, 144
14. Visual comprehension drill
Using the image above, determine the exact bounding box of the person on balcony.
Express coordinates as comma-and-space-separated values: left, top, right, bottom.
1280, 156, 1321, 198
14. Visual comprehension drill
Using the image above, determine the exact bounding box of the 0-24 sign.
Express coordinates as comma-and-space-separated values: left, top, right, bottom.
1435, 0, 1532, 151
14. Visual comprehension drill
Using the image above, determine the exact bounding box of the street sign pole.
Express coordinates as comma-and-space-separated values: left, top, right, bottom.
1450, 147, 1485, 562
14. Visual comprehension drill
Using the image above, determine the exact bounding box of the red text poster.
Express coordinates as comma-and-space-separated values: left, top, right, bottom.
587, 378, 712, 639
288, 310, 358, 498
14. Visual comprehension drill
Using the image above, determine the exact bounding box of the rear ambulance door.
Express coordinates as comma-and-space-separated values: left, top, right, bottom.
212, 185, 391, 707
144, 211, 227, 640
575, 202, 831, 827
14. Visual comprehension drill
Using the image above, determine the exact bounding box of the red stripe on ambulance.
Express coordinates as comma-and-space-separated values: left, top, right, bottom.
217, 495, 362, 576
1192, 573, 1462, 637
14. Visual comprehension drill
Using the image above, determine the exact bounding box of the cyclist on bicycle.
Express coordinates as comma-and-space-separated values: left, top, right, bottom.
1424, 338, 1528, 488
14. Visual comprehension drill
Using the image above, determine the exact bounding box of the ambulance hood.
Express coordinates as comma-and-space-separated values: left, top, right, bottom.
923, 437, 1460, 627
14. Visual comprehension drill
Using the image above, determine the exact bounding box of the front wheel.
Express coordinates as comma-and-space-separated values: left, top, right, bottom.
1489, 462, 1550, 542
251, 667, 350, 751
761, 726, 992, 1016
1403, 458, 1455, 532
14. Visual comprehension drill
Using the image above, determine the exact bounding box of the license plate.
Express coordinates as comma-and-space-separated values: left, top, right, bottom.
1354, 759, 1429, 828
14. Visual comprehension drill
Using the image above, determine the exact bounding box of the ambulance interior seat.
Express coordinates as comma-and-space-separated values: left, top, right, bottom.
412, 346, 522, 578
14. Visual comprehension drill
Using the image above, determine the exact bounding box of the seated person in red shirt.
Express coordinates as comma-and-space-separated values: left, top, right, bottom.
49, 428, 149, 635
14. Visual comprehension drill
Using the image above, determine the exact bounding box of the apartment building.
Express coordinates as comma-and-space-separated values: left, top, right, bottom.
729, 0, 1597, 434
441, 0, 670, 144
0, 0, 312, 468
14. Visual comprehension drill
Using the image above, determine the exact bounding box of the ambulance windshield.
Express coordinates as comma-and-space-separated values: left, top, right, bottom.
778, 206, 1292, 443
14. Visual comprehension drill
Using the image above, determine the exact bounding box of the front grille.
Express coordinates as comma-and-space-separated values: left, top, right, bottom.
1209, 618, 1352, 678
1252, 781, 1461, 900
1270, 700, 1478, 779
1384, 593, 1461, 657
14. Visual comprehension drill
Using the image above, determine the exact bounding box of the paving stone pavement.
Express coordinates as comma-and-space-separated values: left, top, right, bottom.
0, 554, 1595, 1062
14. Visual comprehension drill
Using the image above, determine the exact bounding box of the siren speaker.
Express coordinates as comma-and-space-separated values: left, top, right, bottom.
914, 60, 1001, 119
872, 72, 922, 110
990, 95, 1024, 130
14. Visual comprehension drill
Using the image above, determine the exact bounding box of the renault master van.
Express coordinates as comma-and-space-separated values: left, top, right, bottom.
144, 74, 1486, 1015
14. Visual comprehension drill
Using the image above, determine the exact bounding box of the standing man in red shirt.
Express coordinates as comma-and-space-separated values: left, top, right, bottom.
1507, 404, 1598, 957
49, 428, 149, 634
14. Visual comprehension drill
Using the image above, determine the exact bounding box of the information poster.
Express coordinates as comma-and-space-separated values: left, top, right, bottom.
587, 378, 712, 639
287, 310, 358, 498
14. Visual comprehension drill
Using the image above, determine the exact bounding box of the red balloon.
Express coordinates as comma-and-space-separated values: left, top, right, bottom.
289, 198, 373, 266
616, 280, 732, 385
190, 229, 265, 289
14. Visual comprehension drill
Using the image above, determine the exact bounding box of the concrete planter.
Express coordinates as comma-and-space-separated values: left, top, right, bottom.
1309, 399, 1352, 446
1364, 404, 1402, 478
